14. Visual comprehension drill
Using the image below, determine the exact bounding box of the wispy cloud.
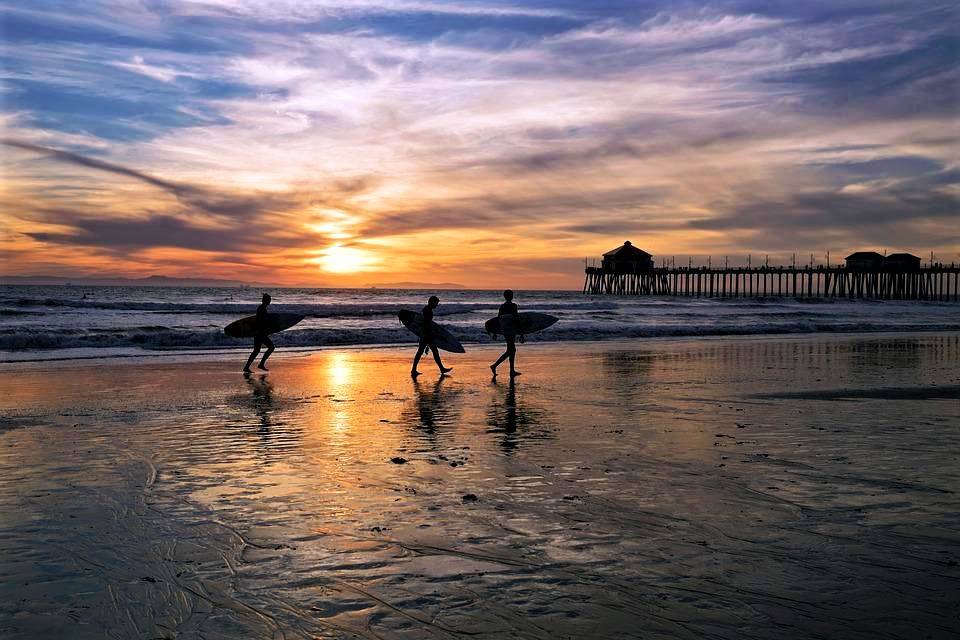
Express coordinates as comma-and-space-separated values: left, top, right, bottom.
1, 0, 956, 285
175, 0, 581, 20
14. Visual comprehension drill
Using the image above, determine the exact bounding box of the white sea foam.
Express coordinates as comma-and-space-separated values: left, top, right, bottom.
1, 285, 957, 359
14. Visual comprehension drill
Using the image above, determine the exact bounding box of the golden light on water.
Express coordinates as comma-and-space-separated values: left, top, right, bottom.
325, 351, 357, 436
326, 351, 355, 388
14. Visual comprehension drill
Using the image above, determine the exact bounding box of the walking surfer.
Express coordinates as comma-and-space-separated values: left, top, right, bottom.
491, 289, 523, 378
243, 293, 275, 373
411, 296, 453, 377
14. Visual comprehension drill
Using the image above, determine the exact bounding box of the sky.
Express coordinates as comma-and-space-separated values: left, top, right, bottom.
1, 0, 957, 288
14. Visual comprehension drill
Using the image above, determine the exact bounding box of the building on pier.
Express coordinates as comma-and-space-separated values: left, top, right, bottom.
884, 253, 921, 271
602, 241, 654, 273
845, 251, 885, 271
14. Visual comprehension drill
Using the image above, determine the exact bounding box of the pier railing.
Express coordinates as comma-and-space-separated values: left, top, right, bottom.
583, 264, 960, 301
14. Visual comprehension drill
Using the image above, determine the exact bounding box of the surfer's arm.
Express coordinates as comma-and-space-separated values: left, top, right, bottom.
255, 306, 268, 334
512, 306, 524, 342
421, 309, 435, 341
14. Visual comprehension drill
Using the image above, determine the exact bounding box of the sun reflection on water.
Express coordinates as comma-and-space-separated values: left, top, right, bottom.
327, 351, 354, 388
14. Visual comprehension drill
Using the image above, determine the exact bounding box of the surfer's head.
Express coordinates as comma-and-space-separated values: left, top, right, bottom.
262, 293, 271, 305
503, 289, 514, 301
428, 295, 439, 307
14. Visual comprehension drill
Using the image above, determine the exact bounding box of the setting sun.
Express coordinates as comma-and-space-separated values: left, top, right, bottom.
313, 244, 381, 274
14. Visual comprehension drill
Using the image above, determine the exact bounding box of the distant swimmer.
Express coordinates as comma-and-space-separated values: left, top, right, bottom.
491, 289, 523, 378
411, 295, 453, 377
244, 293, 275, 373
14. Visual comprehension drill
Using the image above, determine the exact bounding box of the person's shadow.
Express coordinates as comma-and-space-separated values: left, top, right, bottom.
486, 378, 548, 454
399, 376, 463, 450
244, 371, 275, 440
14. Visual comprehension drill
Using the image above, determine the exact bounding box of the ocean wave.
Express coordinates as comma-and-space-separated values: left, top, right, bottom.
3, 321, 958, 352
0, 308, 42, 316
2, 298, 622, 317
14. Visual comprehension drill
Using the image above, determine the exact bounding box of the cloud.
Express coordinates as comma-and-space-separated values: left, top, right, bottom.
27, 214, 247, 251
549, 11, 783, 49
3, 139, 194, 194
0, 138, 364, 220
2, 0, 957, 285
357, 186, 677, 238
110, 55, 196, 83
688, 175, 960, 251
24, 211, 336, 253
174, 0, 580, 20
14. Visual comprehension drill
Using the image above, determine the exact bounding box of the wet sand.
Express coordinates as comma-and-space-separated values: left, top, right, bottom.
1, 333, 958, 639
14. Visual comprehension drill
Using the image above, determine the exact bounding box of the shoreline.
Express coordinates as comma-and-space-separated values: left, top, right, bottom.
2, 333, 958, 638
2, 327, 958, 367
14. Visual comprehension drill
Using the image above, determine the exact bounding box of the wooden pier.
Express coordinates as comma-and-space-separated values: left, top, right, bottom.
583, 264, 960, 301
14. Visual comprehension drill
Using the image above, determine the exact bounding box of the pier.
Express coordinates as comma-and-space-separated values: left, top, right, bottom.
583, 243, 959, 301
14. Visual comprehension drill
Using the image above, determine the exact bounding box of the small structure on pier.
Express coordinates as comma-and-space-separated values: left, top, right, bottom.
884, 253, 921, 271
602, 241, 653, 273
845, 251, 885, 271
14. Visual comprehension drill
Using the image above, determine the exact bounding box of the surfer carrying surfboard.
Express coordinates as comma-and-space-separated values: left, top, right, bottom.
411, 296, 453, 377
243, 293, 275, 373
491, 289, 523, 378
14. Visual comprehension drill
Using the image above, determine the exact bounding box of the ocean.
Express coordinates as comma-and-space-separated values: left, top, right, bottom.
2, 285, 958, 362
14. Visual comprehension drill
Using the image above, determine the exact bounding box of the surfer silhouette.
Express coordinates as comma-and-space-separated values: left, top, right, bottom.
491, 289, 523, 378
411, 296, 452, 377
243, 293, 275, 373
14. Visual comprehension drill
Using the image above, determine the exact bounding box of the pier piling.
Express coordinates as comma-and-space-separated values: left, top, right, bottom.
583, 264, 959, 301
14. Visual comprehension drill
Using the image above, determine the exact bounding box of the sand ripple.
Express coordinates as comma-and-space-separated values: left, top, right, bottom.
1, 334, 958, 638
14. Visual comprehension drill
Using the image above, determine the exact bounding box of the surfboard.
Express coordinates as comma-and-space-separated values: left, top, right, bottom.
398, 310, 466, 353
224, 313, 305, 338
485, 312, 558, 338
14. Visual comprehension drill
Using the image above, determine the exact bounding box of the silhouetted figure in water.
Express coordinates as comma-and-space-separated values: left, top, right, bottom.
491, 289, 523, 378
411, 295, 452, 377
243, 293, 275, 373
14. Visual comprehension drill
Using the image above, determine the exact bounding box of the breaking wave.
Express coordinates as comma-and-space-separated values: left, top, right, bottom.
3, 298, 619, 317
3, 285, 958, 358
3, 321, 958, 352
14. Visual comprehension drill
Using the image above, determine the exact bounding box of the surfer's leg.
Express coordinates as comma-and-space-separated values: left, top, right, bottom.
412, 339, 427, 375
431, 343, 452, 374
244, 339, 262, 372
492, 340, 511, 374
506, 340, 520, 376
258, 336, 275, 370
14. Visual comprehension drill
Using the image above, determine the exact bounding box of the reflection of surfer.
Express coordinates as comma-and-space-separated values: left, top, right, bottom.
498, 377, 521, 453
411, 296, 453, 377
491, 289, 523, 378
244, 370, 274, 434
244, 293, 275, 373
412, 375, 446, 435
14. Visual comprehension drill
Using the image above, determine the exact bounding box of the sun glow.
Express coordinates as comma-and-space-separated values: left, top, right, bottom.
306, 208, 360, 241
313, 244, 381, 273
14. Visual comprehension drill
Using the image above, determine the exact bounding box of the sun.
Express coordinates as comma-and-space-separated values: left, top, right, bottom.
314, 244, 380, 273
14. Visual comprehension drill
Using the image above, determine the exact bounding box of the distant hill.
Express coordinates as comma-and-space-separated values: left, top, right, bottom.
366, 281, 467, 290
0, 274, 290, 288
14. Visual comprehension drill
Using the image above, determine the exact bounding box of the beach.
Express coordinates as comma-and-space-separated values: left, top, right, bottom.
1, 333, 958, 639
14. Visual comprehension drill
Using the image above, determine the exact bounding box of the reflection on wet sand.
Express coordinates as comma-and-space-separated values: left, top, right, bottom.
245, 371, 274, 432
0, 335, 958, 639
404, 376, 460, 435
486, 378, 550, 454
225, 371, 305, 465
